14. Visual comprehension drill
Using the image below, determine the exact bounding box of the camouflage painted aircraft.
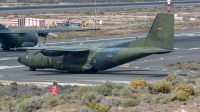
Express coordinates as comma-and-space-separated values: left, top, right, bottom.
18, 13, 174, 73
0, 24, 100, 50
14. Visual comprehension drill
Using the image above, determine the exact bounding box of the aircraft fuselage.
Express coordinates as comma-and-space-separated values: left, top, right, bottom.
0, 33, 38, 50
18, 48, 151, 72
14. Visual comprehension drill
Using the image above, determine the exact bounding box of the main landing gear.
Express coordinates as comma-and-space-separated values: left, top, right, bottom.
68, 68, 98, 74
29, 67, 36, 71
2, 46, 10, 50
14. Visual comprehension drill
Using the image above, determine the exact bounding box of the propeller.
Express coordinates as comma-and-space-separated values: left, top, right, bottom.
37, 24, 59, 45
73, 37, 76, 44
5, 24, 8, 28
37, 36, 42, 47
43, 37, 47, 44
48, 33, 59, 38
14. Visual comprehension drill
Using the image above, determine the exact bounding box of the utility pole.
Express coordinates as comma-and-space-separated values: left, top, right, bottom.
94, 0, 97, 25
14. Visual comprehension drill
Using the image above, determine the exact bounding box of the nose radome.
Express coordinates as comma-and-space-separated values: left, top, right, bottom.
17, 56, 21, 63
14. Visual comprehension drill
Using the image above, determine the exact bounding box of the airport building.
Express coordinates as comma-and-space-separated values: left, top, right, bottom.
11, 18, 45, 27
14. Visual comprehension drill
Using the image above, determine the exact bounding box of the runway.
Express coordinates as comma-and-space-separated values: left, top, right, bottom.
1, 1, 200, 13
0, 28, 200, 85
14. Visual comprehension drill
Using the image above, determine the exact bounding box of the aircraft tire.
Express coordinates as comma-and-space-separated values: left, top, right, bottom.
29, 67, 36, 71
2, 47, 10, 50
83, 70, 90, 73
91, 69, 98, 74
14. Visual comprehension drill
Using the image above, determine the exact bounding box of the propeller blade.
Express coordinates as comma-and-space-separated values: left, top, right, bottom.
43, 37, 47, 44
49, 33, 58, 38
38, 37, 42, 47
73, 38, 76, 44
6, 24, 8, 28
36, 33, 42, 47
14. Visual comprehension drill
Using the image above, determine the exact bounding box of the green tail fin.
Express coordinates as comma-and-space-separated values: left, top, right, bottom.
129, 13, 174, 51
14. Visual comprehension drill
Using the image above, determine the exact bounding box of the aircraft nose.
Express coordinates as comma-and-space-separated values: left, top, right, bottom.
17, 56, 21, 63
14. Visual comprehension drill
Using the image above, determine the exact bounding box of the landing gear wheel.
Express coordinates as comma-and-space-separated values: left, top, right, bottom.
91, 69, 98, 74
2, 47, 10, 50
83, 70, 90, 73
29, 67, 36, 71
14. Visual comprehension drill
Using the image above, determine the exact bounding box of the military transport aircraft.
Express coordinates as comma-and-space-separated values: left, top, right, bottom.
17, 13, 174, 73
0, 24, 100, 50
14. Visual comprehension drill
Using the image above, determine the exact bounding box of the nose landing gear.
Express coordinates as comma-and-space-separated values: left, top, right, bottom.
29, 67, 36, 71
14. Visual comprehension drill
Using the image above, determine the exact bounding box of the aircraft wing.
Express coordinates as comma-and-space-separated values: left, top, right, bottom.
18, 46, 89, 56
18, 46, 89, 52
0, 28, 100, 34
20, 28, 100, 33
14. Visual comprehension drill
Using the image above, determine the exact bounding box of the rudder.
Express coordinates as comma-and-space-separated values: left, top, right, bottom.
129, 13, 174, 51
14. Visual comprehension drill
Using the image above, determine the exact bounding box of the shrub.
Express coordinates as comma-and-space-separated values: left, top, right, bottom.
129, 77, 147, 88
80, 92, 103, 105
186, 65, 198, 70
164, 73, 184, 87
112, 89, 120, 97
194, 84, 200, 93
186, 73, 200, 85
20, 94, 31, 100
58, 94, 74, 103
47, 98, 59, 107
150, 80, 172, 94
173, 84, 195, 96
100, 97, 122, 108
96, 81, 124, 96
14, 99, 40, 112
0, 82, 4, 87
140, 94, 151, 104
74, 86, 94, 99
177, 91, 189, 101
0, 83, 48, 98
187, 72, 200, 80
152, 93, 170, 104
55, 85, 78, 94
88, 103, 109, 112
175, 61, 181, 65
122, 98, 139, 107
165, 62, 174, 67
119, 87, 137, 98
78, 105, 93, 112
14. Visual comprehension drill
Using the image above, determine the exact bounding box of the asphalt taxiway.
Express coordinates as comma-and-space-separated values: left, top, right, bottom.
0, 28, 200, 85
1, 1, 200, 13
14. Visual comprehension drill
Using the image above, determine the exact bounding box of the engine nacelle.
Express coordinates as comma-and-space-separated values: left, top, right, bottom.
41, 50, 67, 56
37, 33, 48, 37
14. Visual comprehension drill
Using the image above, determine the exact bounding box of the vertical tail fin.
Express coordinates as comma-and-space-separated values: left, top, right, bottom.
129, 13, 174, 51
0, 24, 9, 30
